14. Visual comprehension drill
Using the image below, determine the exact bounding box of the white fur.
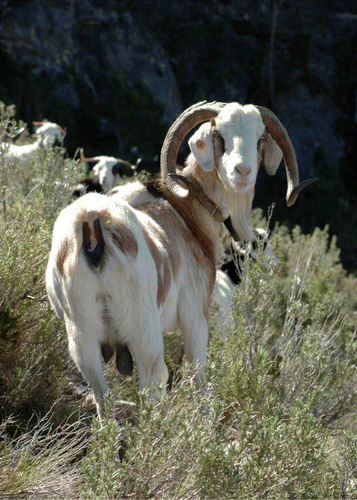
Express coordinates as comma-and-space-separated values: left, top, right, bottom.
83, 156, 139, 192
211, 269, 236, 333
46, 102, 286, 417
187, 103, 283, 241
46, 189, 216, 416
2, 121, 65, 163
90, 157, 121, 191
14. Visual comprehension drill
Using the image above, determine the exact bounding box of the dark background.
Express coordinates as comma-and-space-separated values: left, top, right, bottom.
1, 0, 356, 271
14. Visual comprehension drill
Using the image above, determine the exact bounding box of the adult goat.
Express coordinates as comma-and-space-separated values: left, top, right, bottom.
2, 121, 66, 163
46, 101, 316, 417
78, 148, 138, 192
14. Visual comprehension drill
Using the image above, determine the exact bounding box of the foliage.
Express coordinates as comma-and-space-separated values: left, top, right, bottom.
0, 408, 89, 498
81, 393, 122, 500
0, 103, 85, 425
0, 110, 357, 498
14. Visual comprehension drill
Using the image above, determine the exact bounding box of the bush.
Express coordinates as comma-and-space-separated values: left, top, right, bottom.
1, 108, 357, 498
0, 407, 89, 498
0, 104, 85, 425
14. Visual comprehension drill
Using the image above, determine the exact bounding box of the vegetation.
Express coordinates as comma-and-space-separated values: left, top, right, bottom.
1, 108, 357, 498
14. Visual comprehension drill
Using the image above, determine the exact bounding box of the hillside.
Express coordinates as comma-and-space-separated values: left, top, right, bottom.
1, 0, 357, 269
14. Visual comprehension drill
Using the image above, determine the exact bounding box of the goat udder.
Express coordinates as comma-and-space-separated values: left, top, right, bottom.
116, 345, 134, 376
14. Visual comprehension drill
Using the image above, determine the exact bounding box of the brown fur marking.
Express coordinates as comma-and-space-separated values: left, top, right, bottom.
111, 222, 138, 259
56, 238, 69, 276
142, 227, 172, 308
56, 237, 78, 277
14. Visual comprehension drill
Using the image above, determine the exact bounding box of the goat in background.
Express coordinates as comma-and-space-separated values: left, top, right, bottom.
71, 148, 139, 197
2, 120, 66, 164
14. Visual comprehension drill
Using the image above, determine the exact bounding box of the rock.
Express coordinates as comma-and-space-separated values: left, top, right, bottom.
0, 1, 182, 124
276, 83, 345, 179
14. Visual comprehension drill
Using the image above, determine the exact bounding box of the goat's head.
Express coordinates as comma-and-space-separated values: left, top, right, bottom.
80, 149, 136, 191
32, 121, 66, 147
161, 101, 316, 207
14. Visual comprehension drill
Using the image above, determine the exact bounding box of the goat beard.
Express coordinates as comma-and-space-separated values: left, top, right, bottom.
227, 190, 256, 241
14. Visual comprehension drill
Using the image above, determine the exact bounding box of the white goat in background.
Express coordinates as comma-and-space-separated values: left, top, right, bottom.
78, 148, 139, 193
46, 101, 316, 417
1, 121, 66, 163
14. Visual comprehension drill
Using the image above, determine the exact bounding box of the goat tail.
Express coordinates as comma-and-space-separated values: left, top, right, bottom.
82, 211, 105, 268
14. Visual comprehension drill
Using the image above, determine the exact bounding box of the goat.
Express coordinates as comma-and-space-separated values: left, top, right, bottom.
46, 101, 316, 417
1, 121, 66, 163
212, 228, 277, 336
79, 149, 139, 192
72, 178, 104, 199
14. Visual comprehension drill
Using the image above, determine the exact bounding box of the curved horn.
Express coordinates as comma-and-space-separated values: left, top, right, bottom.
256, 106, 317, 206
115, 158, 136, 170
58, 125, 67, 137
79, 148, 99, 164
160, 101, 225, 198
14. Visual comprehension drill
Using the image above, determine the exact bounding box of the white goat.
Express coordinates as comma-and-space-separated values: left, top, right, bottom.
46, 101, 315, 417
1, 121, 66, 163
79, 149, 138, 192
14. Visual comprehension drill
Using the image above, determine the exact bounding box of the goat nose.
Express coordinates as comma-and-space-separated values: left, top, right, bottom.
235, 163, 251, 176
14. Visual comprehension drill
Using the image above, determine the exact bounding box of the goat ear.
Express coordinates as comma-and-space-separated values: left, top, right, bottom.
262, 133, 283, 175
188, 122, 215, 172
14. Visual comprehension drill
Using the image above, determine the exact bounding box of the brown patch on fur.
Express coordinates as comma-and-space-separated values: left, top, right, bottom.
139, 204, 183, 279
56, 237, 78, 277
56, 238, 69, 276
162, 179, 215, 265
140, 173, 218, 313
111, 222, 138, 259
142, 227, 172, 308
140, 176, 215, 265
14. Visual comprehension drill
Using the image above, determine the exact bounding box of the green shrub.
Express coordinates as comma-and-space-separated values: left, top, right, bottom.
1, 108, 357, 498
0, 406, 89, 498
0, 107, 85, 424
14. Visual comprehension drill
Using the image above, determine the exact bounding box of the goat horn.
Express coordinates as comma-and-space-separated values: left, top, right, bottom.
79, 148, 99, 163
115, 158, 136, 169
256, 106, 317, 206
161, 101, 225, 198
58, 125, 67, 137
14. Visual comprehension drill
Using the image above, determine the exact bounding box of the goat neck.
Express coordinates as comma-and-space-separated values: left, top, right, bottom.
182, 158, 244, 242
151, 171, 222, 265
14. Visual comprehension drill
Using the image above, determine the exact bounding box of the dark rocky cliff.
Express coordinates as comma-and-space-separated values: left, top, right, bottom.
0, 0, 356, 269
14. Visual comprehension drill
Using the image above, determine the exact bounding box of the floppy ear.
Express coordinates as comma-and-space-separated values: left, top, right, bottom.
188, 122, 215, 171
262, 132, 283, 175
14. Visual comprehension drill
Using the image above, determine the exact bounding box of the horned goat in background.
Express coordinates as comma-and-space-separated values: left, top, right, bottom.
77, 148, 138, 193
46, 101, 316, 417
